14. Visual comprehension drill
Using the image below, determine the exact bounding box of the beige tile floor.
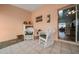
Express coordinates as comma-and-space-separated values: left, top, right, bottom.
0, 40, 79, 54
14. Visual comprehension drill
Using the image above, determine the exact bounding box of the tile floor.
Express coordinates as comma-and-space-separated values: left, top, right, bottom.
0, 40, 79, 54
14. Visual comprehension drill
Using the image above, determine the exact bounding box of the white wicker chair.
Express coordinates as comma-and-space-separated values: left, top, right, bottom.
24, 27, 34, 40
39, 27, 54, 48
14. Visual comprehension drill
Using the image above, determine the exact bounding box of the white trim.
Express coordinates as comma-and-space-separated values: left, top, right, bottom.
75, 4, 78, 43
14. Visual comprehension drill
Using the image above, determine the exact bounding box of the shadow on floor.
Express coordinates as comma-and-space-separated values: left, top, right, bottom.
0, 39, 24, 49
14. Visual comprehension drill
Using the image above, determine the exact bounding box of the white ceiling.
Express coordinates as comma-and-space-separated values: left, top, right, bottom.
12, 4, 43, 11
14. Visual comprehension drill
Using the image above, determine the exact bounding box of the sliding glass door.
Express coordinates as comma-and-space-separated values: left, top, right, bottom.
58, 4, 79, 43
58, 5, 76, 42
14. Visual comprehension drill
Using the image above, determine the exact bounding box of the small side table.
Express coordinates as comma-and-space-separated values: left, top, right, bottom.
34, 35, 39, 40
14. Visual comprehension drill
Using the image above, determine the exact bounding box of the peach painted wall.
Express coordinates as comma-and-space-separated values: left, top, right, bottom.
0, 5, 31, 42
32, 4, 69, 41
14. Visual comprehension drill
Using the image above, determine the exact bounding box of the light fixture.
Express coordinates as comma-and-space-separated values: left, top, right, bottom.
71, 10, 75, 14
68, 11, 71, 14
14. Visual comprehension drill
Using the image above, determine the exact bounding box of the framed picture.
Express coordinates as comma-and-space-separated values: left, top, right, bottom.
36, 16, 42, 22
47, 14, 50, 23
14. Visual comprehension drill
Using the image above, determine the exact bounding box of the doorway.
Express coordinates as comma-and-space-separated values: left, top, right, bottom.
58, 5, 79, 43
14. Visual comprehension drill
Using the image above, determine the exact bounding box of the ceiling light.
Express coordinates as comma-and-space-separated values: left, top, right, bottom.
71, 10, 75, 14
68, 11, 71, 14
